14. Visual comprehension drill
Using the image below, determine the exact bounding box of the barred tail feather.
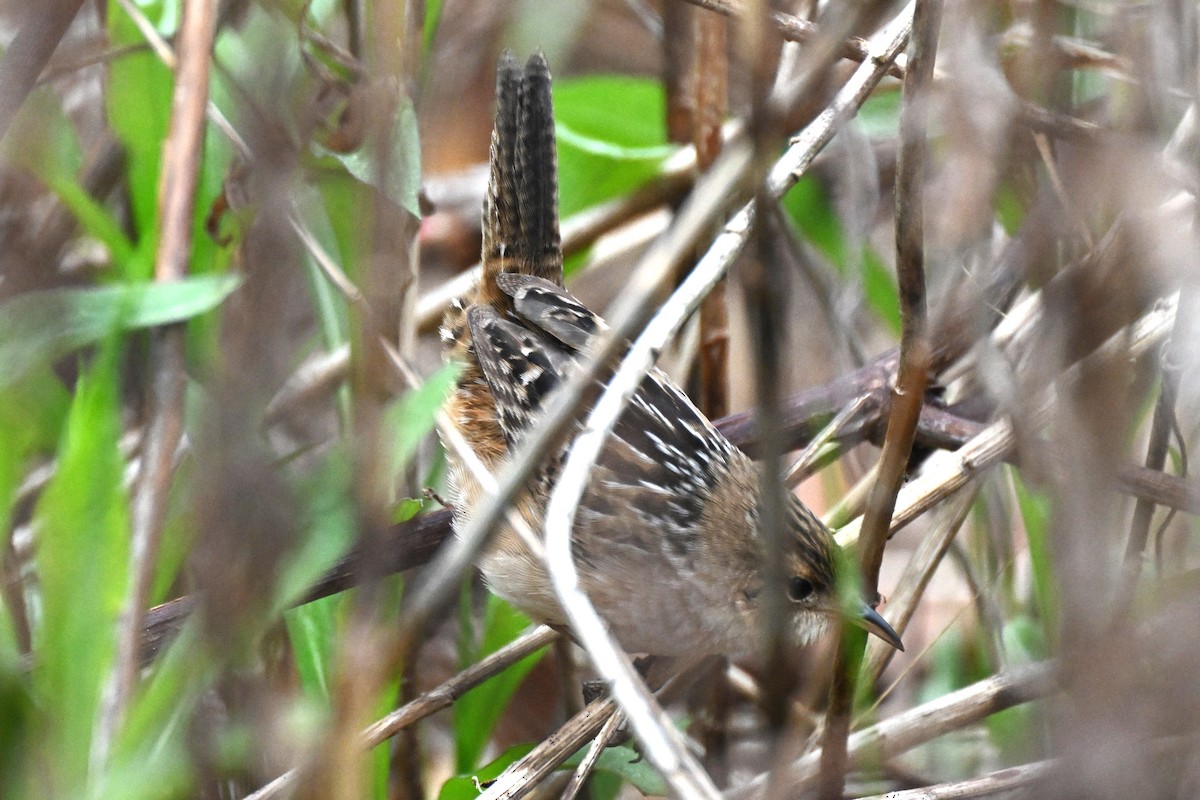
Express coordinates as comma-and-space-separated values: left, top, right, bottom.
515, 53, 562, 286
479, 51, 563, 308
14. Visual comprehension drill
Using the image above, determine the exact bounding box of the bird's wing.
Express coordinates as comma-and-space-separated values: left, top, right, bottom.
472, 277, 741, 567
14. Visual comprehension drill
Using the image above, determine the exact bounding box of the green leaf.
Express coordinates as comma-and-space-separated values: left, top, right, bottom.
438, 744, 536, 800
1011, 468, 1058, 644
286, 593, 345, 705
107, 0, 176, 277
454, 597, 546, 771
274, 449, 358, 608
860, 249, 902, 336
0, 84, 138, 268
0, 273, 241, 391
552, 76, 675, 218
316, 97, 422, 216
393, 496, 428, 524
782, 176, 900, 334
565, 743, 668, 796
987, 616, 1047, 763
385, 361, 463, 481
424, 0, 445, 53
32, 347, 130, 788
104, 624, 214, 800
0, 651, 34, 798
854, 87, 902, 139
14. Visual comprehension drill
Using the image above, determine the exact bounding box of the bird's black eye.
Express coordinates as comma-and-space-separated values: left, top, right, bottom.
788, 577, 814, 602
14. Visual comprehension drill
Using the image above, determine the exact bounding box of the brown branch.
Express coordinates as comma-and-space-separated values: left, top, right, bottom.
694, 8, 731, 420
681, 0, 907, 80
820, 1, 941, 793
102, 0, 217, 758
732, 662, 1058, 798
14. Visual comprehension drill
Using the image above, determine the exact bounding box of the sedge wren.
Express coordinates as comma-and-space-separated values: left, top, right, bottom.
442, 52, 902, 658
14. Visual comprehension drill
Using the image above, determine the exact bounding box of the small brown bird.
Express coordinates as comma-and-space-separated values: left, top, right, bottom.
442, 52, 902, 659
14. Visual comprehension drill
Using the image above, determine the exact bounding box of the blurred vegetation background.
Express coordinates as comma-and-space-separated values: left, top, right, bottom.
1, 0, 1199, 798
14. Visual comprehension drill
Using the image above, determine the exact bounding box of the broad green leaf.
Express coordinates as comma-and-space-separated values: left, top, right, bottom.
553, 76, 675, 219
454, 597, 546, 771
385, 361, 463, 483
316, 96, 422, 216
438, 744, 536, 800
0, 273, 241, 390
33, 347, 130, 788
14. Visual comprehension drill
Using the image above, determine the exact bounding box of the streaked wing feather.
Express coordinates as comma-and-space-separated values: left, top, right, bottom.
496, 272, 604, 351
474, 277, 731, 565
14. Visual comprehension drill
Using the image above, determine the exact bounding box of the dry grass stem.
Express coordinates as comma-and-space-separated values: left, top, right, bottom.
558, 708, 627, 800
478, 697, 620, 800
863, 487, 978, 685
245, 625, 558, 800
99, 0, 217, 761
732, 662, 1057, 797
856, 757, 1054, 799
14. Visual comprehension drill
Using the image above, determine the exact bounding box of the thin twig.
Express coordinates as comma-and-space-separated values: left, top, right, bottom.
558, 709, 626, 800
858, 758, 1055, 799
680, 0, 909, 80
820, 0, 940, 793
862, 486, 977, 686
838, 290, 1181, 550
244, 625, 559, 800
1121, 288, 1196, 602
99, 0, 217, 765
479, 697, 620, 800
784, 394, 870, 487
731, 662, 1057, 797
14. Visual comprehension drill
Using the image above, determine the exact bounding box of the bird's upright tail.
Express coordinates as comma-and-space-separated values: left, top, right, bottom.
478, 51, 563, 308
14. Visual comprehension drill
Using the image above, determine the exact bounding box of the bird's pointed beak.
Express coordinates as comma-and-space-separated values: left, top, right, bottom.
854, 603, 904, 651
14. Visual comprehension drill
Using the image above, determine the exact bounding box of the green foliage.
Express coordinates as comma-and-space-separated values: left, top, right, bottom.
566, 742, 668, 797
1011, 469, 1059, 645
781, 176, 901, 335
1, 85, 138, 268
386, 361, 463, 486
314, 97, 423, 217
0, 273, 241, 390
438, 743, 536, 800
437, 739, 666, 800
424, 0, 446, 52
454, 595, 546, 772
106, 0, 175, 278
32, 345, 130, 789
553, 76, 675, 220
